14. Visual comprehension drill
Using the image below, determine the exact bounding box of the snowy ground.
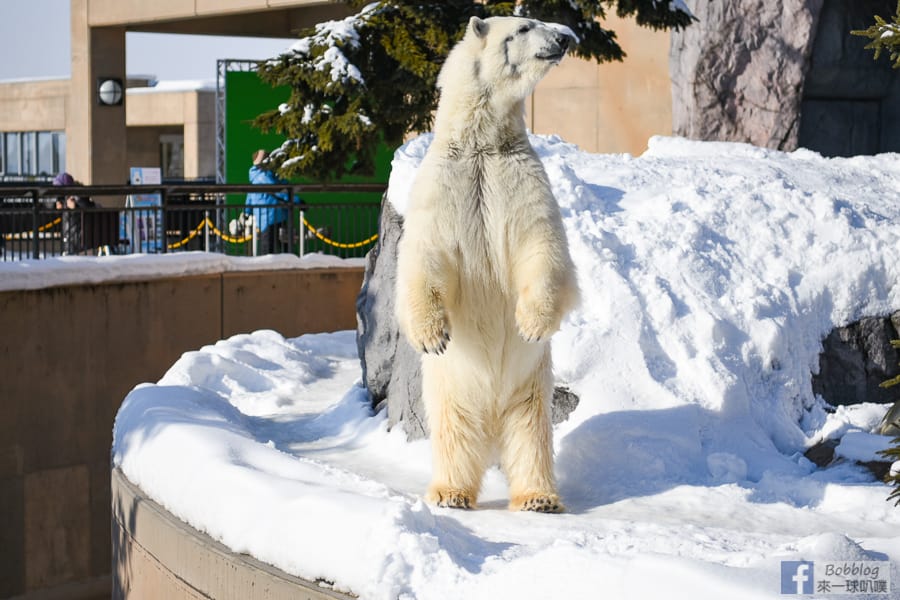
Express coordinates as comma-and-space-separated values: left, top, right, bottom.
113, 136, 900, 599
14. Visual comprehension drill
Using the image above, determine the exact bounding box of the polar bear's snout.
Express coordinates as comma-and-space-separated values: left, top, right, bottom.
537, 34, 570, 61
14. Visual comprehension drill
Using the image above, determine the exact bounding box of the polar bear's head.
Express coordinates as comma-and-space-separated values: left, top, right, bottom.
438, 16, 574, 110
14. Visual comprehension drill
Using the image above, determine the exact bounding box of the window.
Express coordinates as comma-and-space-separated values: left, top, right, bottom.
54, 132, 66, 174
160, 133, 184, 180
22, 132, 35, 176
0, 130, 65, 177
37, 132, 54, 176
5, 132, 20, 175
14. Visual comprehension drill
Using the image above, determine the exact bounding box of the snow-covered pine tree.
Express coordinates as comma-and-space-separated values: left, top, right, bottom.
852, 0, 900, 69
254, 0, 695, 181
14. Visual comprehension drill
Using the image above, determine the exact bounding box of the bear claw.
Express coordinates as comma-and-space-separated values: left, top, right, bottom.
515, 303, 557, 344
515, 494, 564, 513
428, 488, 474, 509
422, 330, 451, 355
519, 331, 543, 344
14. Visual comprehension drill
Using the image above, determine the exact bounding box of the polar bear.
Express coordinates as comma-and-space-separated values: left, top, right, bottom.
395, 16, 579, 512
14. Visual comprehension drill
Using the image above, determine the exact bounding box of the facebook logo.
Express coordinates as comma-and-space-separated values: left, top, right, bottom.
781, 561, 814, 595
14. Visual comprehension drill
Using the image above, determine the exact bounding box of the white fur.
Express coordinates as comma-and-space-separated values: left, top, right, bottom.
395, 16, 578, 512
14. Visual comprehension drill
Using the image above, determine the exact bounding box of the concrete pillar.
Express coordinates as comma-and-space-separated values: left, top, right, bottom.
68, 0, 127, 188
183, 91, 216, 179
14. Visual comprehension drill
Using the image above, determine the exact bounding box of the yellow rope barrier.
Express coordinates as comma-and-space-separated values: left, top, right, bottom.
202, 217, 255, 244
168, 215, 380, 250
301, 217, 379, 249
166, 219, 207, 250
3, 217, 62, 241
4, 214, 378, 251
39, 217, 61, 232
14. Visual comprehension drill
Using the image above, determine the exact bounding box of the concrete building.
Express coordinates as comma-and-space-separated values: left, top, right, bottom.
0, 75, 216, 183
0, 1, 673, 189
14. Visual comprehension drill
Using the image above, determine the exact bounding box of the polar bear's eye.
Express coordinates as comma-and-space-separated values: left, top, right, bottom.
517, 24, 531, 34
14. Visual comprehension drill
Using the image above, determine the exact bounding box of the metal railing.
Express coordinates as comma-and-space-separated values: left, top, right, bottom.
0, 183, 385, 261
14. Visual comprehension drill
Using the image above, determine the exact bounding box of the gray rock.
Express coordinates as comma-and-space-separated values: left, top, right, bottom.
670, 0, 824, 150
355, 197, 428, 439
551, 386, 580, 425
880, 401, 900, 437
812, 313, 900, 407
356, 196, 579, 441
670, 0, 900, 156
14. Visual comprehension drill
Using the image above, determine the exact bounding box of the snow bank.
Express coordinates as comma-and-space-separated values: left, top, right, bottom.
0, 252, 364, 292
114, 137, 900, 599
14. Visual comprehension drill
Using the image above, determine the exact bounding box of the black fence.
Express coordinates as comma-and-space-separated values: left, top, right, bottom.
0, 183, 385, 261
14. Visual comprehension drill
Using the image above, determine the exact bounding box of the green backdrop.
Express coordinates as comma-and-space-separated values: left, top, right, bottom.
224, 68, 390, 256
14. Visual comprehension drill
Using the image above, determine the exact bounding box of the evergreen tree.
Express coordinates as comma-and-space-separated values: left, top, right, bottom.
879, 340, 900, 505
254, 0, 695, 181
852, 0, 900, 69
855, 1, 900, 507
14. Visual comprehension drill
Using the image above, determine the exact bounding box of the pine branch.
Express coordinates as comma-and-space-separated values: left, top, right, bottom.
878, 335, 900, 505
253, 0, 697, 181
851, 0, 900, 69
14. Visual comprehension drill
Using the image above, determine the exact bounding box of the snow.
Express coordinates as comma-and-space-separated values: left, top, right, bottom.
284, 7, 371, 86
113, 136, 900, 599
0, 252, 364, 292
126, 79, 216, 94
835, 432, 894, 463
316, 46, 364, 85
0, 75, 70, 85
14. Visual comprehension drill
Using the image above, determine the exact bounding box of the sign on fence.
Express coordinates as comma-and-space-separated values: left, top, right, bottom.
123, 167, 163, 253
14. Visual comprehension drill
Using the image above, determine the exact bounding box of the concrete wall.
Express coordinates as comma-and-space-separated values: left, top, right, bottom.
124, 126, 181, 175
0, 81, 216, 182
126, 90, 216, 179
0, 266, 364, 599
529, 12, 673, 156
0, 80, 69, 132
86, 0, 348, 34
112, 468, 350, 600
69, 0, 128, 185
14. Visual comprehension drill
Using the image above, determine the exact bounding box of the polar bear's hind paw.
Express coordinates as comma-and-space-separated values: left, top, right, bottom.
427, 487, 475, 509
512, 493, 564, 513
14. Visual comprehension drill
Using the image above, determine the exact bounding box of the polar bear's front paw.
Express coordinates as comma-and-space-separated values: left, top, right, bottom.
426, 487, 475, 509
515, 298, 557, 343
408, 307, 451, 355
510, 492, 564, 513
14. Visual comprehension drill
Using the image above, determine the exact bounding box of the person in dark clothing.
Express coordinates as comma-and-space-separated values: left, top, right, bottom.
53, 172, 95, 255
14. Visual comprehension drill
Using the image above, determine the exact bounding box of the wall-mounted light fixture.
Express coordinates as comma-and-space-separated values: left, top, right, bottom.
97, 77, 124, 106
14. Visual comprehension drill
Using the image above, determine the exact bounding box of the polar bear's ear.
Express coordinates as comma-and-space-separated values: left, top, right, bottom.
468, 16, 489, 39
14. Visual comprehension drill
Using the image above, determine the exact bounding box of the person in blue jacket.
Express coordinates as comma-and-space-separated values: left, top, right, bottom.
246, 149, 294, 254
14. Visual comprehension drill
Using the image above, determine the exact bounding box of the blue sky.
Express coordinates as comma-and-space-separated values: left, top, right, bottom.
0, 0, 295, 82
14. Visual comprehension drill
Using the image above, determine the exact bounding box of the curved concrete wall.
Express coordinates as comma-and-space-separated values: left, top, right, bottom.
112, 468, 351, 600
0, 266, 363, 599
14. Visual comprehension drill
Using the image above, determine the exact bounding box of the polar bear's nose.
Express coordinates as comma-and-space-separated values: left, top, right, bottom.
555, 34, 571, 52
